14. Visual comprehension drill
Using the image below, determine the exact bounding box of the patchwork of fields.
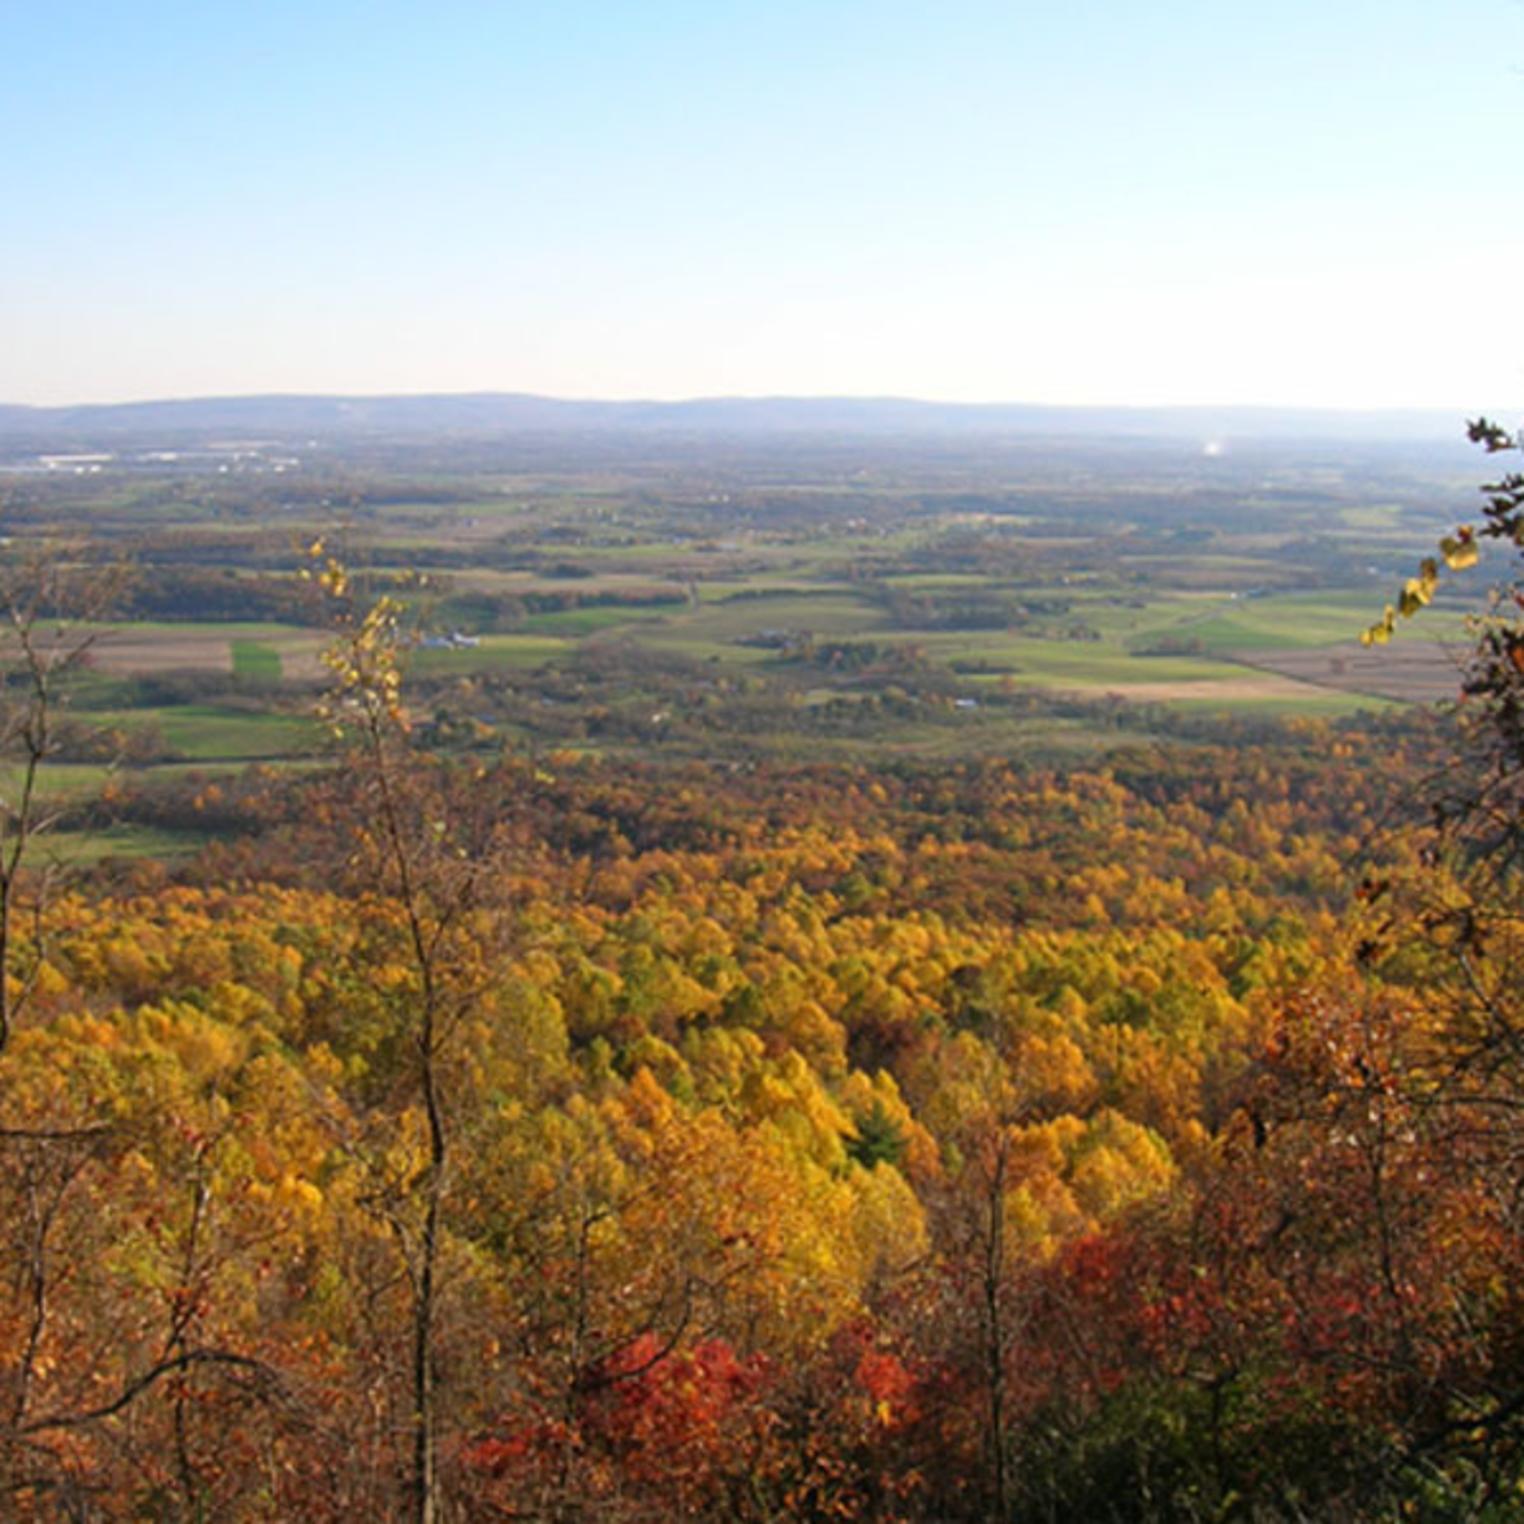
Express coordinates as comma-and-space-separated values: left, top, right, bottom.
2, 430, 1489, 857
60, 579, 1459, 754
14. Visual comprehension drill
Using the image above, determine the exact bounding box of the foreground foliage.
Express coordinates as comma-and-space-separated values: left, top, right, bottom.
0, 711, 1521, 1519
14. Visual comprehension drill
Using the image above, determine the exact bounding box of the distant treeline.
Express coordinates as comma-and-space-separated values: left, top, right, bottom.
113, 565, 683, 630
117, 568, 316, 623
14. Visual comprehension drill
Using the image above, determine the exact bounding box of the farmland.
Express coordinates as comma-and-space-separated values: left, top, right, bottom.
0, 424, 1491, 856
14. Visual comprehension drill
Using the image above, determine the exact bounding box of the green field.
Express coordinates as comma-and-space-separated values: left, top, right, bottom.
519, 604, 680, 636
231, 639, 283, 680
410, 634, 574, 674
654, 591, 885, 642
84, 705, 323, 762
41, 822, 214, 865
1153, 591, 1472, 652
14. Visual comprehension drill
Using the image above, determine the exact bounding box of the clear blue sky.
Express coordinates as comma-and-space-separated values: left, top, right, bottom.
4, 0, 1522, 408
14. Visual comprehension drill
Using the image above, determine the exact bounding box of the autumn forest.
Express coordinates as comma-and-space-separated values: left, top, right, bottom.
0, 416, 1521, 1521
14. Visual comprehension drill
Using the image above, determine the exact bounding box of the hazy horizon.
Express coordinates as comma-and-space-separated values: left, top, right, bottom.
0, 387, 1493, 429
6, 1, 1523, 412
0, 386, 1504, 415
6, 390, 1514, 417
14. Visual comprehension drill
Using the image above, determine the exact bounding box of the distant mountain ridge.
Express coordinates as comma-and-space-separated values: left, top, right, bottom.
0, 391, 1479, 443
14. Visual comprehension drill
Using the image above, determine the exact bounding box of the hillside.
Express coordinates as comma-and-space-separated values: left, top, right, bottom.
0, 391, 1476, 445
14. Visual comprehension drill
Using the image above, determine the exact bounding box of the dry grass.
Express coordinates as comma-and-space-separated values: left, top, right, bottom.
1092, 674, 1327, 703
88, 627, 327, 680
1231, 640, 1464, 703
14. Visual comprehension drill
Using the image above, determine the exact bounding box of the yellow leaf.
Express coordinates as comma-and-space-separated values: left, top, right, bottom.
1441, 533, 1479, 570
1400, 577, 1432, 615
1361, 606, 1397, 645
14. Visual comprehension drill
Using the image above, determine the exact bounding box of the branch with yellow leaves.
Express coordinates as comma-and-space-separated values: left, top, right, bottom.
1363, 418, 1519, 647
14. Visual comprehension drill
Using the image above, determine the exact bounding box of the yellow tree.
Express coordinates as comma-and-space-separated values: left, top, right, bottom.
310, 545, 514, 1524
0, 550, 123, 1054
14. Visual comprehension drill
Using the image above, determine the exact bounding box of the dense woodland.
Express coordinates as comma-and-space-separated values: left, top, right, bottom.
0, 428, 1521, 1521
4, 718, 1524, 1520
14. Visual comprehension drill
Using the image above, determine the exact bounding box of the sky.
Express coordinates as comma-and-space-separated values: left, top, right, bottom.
3, 0, 1522, 409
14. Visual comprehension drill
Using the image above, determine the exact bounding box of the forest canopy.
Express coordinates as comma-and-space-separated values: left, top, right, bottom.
0, 428, 1520, 1521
